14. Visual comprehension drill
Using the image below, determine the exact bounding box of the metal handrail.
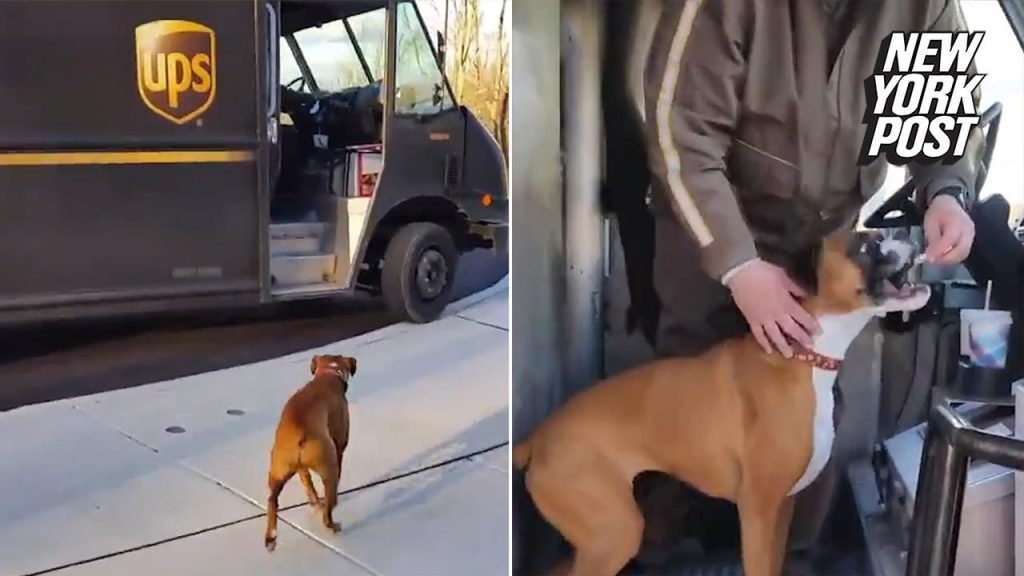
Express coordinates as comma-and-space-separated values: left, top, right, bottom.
905, 390, 1024, 575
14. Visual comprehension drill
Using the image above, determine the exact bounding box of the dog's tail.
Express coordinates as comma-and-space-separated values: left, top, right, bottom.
511, 438, 532, 470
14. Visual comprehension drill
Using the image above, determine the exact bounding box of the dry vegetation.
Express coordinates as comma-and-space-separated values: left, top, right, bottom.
341, 0, 508, 159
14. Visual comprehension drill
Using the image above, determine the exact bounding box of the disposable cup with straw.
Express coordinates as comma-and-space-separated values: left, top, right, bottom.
960, 280, 1012, 368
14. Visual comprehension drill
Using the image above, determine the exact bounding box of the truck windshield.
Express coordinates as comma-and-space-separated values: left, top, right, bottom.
282, 10, 385, 94
281, 1, 453, 114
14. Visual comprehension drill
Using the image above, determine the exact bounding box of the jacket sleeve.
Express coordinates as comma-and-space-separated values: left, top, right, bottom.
644, 0, 757, 281
908, 0, 985, 206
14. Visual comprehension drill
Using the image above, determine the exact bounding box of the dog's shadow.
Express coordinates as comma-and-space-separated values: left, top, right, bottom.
334, 409, 508, 535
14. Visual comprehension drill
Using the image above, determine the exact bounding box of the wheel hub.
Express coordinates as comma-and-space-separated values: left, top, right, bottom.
415, 248, 448, 300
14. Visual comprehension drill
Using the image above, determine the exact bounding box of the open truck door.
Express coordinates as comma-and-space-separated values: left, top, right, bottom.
351, 0, 506, 322
266, 0, 506, 322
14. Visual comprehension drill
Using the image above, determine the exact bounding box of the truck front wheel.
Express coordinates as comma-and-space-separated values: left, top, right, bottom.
381, 222, 459, 323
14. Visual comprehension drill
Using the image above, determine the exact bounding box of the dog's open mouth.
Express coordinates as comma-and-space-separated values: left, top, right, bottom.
875, 257, 930, 312
862, 234, 920, 298
881, 279, 927, 300
880, 262, 921, 299
865, 241, 930, 309
851, 232, 931, 312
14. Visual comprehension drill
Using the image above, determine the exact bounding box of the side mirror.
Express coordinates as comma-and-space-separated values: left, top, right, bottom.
437, 32, 447, 70
432, 83, 444, 107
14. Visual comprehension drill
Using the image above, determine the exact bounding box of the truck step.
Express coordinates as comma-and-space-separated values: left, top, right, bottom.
270, 222, 329, 239
271, 282, 347, 301
270, 236, 322, 256
270, 222, 329, 256
270, 253, 336, 286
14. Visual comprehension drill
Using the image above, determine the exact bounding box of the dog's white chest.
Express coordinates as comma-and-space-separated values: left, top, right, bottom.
788, 368, 837, 495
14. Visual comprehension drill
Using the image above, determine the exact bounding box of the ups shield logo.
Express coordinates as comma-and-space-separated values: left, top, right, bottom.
136, 20, 215, 125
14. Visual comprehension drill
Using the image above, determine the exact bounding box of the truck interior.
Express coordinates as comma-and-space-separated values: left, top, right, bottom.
267, 0, 446, 299
274, 2, 384, 215
512, 0, 1024, 574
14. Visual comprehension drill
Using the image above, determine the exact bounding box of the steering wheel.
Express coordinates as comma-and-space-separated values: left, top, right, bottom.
285, 76, 307, 92
862, 102, 1002, 229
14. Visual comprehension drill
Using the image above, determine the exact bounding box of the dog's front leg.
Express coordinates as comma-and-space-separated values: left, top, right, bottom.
738, 492, 791, 576
314, 447, 341, 534
772, 497, 795, 575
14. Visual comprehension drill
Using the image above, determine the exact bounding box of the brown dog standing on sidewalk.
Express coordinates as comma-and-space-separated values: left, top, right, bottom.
513, 230, 932, 576
265, 354, 356, 551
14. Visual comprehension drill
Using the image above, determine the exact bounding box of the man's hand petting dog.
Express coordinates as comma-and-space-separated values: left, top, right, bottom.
727, 259, 820, 358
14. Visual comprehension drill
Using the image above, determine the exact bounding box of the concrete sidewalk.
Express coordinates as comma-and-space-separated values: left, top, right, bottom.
0, 280, 509, 576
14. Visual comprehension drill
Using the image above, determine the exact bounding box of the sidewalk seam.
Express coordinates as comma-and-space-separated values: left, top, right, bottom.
69, 404, 160, 455
455, 315, 509, 332
469, 456, 510, 475
18, 442, 508, 576
172, 461, 384, 576
61, 404, 380, 574
19, 514, 262, 576
272, 516, 384, 576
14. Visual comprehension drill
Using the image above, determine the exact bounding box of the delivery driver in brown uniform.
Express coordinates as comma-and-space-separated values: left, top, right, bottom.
635, 0, 981, 564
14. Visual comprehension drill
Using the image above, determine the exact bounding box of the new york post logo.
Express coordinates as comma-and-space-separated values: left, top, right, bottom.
860, 31, 985, 166
135, 20, 215, 125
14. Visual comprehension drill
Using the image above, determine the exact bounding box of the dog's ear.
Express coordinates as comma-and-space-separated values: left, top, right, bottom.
344, 356, 357, 377
310, 355, 320, 375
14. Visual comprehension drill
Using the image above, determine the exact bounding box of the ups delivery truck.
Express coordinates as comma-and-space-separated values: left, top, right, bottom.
0, 0, 508, 325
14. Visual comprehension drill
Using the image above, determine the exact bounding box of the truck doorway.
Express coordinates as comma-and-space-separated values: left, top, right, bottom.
265, 0, 477, 319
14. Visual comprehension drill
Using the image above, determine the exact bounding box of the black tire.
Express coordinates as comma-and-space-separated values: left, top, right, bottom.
381, 222, 459, 323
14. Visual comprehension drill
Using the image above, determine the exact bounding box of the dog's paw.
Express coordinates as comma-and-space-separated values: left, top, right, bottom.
265, 536, 277, 552
326, 521, 341, 534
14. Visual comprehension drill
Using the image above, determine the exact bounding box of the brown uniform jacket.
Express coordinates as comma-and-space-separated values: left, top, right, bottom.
643, 0, 983, 281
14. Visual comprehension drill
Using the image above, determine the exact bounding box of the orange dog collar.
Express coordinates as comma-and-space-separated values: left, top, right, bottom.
791, 346, 842, 371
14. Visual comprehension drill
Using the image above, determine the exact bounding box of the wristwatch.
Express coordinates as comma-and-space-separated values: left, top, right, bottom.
932, 186, 967, 210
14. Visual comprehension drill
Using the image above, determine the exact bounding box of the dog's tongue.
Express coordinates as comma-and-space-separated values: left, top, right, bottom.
882, 279, 914, 298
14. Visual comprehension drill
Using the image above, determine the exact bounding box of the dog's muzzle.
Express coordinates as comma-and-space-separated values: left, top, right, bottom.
864, 234, 924, 302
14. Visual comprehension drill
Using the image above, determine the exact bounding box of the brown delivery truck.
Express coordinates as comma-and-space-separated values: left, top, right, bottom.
0, 0, 507, 325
